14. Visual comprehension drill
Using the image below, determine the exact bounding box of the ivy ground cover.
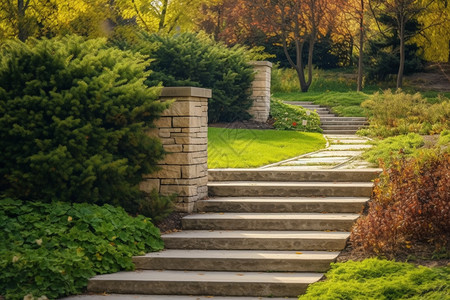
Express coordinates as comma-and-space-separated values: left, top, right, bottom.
0, 199, 163, 300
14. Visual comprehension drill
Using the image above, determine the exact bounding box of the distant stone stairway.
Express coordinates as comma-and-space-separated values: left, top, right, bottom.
285, 101, 367, 134
86, 169, 379, 299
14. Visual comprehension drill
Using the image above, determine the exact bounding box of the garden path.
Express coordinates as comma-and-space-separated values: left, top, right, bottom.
62, 135, 380, 300
260, 134, 375, 170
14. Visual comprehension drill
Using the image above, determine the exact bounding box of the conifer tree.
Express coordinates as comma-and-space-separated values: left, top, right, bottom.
0, 36, 168, 212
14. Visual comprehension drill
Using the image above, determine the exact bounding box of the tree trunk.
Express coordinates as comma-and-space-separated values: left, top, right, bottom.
17, 0, 27, 41
303, 35, 315, 92
357, 0, 364, 92
397, 18, 405, 89
159, 0, 169, 31
448, 40, 450, 63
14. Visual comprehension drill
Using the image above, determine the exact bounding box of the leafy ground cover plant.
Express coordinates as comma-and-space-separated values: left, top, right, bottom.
0, 36, 168, 213
351, 151, 449, 257
208, 127, 325, 168
270, 99, 322, 132
0, 198, 163, 300
299, 258, 449, 300
359, 90, 450, 137
363, 133, 425, 167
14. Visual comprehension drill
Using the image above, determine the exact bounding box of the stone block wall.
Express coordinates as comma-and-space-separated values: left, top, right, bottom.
248, 61, 273, 122
141, 87, 211, 213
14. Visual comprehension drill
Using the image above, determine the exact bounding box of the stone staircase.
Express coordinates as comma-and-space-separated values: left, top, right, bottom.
85, 168, 379, 299
285, 101, 367, 134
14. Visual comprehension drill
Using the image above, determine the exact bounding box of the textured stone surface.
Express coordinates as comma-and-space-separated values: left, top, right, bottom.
140, 87, 211, 213
87, 270, 321, 297
182, 212, 359, 231
133, 249, 339, 272
208, 169, 380, 182
62, 295, 297, 300
197, 197, 368, 213
208, 181, 374, 197
248, 61, 272, 122
163, 230, 350, 251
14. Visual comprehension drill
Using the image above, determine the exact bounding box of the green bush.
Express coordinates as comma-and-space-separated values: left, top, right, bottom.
116, 32, 255, 123
363, 133, 425, 167
0, 36, 168, 211
0, 198, 163, 300
359, 90, 450, 137
270, 98, 322, 132
299, 259, 449, 300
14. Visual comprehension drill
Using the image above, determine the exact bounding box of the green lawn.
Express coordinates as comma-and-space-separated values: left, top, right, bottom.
272, 90, 450, 118
208, 127, 326, 168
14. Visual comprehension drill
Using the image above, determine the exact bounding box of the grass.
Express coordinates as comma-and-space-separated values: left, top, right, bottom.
273, 91, 370, 117
272, 67, 450, 117
208, 127, 326, 168
299, 258, 450, 300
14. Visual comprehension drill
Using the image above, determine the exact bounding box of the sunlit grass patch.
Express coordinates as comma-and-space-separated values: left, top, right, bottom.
208, 127, 326, 168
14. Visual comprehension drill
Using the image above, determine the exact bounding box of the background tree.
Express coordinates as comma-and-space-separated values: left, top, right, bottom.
368, 0, 438, 88
246, 0, 340, 92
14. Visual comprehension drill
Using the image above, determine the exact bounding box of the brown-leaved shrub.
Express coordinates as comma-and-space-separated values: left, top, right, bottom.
351, 151, 450, 257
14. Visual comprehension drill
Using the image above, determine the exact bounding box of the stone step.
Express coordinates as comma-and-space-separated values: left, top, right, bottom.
62, 295, 297, 300
302, 107, 329, 111
87, 270, 323, 297
318, 113, 336, 117
133, 249, 339, 272
321, 125, 365, 130
208, 169, 380, 182
182, 213, 359, 231
162, 230, 350, 251
197, 197, 368, 213
284, 101, 313, 106
320, 117, 366, 121
208, 181, 373, 197
320, 120, 368, 125
322, 129, 358, 134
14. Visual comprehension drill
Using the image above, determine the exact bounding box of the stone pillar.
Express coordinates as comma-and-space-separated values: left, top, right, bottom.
248, 61, 272, 122
141, 87, 211, 213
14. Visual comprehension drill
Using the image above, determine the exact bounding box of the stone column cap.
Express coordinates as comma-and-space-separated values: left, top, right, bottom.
249, 61, 273, 68
161, 87, 212, 98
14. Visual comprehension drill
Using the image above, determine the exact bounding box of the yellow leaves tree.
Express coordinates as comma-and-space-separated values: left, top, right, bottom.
0, 0, 215, 41
413, 0, 450, 62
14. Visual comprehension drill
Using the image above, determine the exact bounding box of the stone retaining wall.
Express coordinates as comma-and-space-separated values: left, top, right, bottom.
248, 61, 272, 122
141, 87, 211, 213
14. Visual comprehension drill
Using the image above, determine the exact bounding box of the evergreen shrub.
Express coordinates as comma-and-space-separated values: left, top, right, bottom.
119, 32, 255, 123
0, 36, 168, 211
0, 198, 163, 300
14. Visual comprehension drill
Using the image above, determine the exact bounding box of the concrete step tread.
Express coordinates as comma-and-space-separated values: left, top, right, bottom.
135, 249, 340, 260
201, 197, 370, 203
163, 230, 350, 239
322, 125, 364, 129
89, 270, 324, 284
208, 181, 374, 187
184, 212, 360, 220
62, 295, 297, 300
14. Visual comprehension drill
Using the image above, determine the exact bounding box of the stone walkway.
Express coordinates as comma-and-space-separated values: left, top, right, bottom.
60, 134, 379, 300
260, 134, 376, 170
